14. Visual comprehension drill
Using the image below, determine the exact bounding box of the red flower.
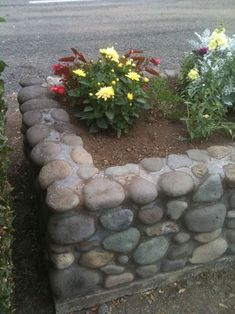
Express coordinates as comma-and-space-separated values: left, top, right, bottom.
50, 85, 65, 95
150, 58, 161, 66
52, 64, 64, 75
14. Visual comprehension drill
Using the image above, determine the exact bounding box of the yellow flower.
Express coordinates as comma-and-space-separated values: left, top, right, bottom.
203, 114, 209, 119
96, 86, 115, 101
89, 92, 93, 96
118, 63, 123, 68
208, 28, 228, 50
99, 47, 119, 63
111, 81, 116, 85
126, 60, 132, 66
143, 77, 149, 83
188, 68, 199, 81
73, 69, 86, 77
116, 78, 119, 82
126, 71, 141, 81
97, 82, 101, 86
127, 93, 134, 101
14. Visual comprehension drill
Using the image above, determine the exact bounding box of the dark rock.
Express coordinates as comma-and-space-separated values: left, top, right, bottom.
162, 259, 187, 272
138, 204, 163, 225
22, 110, 42, 127
136, 265, 160, 278
173, 232, 191, 244
168, 242, 193, 260
101, 264, 125, 275
100, 209, 133, 231
193, 174, 223, 203
166, 200, 188, 220
105, 273, 134, 288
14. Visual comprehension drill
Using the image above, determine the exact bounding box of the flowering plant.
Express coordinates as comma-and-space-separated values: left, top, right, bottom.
180, 25, 235, 139
51, 47, 160, 137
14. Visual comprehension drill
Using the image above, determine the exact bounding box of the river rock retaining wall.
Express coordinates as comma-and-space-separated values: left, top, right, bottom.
18, 78, 235, 314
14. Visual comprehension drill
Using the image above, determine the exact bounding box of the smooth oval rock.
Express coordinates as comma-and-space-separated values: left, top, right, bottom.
100, 209, 133, 231
194, 228, 222, 243
61, 134, 83, 146
105, 164, 139, 176
84, 178, 125, 211
190, 238, 228, 264
103, 228, 140, 253
18, 85, 55, 104
31, 141, 62, 166
21, 98, 60, 113
138, 205, 163, 225
26, 124, 51, 147
46, 184, 79, 212
167, 154, 192, 170
144, 221, 179, 236
167, 200, 188, 220
79, 251, 114, 269
173, 232, 191, 244
168, 242, 193, 260
22, 110, 42, 127
207, 146, 231, 159
77, 166, 99, 180
50, 252, 74, 269
105, 273, 134, 288
186, 149, 209, 163
223, 164, 235, 187
162, 259, 187, 272
193, 174, 223, 203
70, 147, 93, 165
184, 203, 226, 233
48, 213, 95, 245
101, 264, 125, 275
140, 157, 163, 172
39, 160, 71, 189
19, 77, 45, 88
51, 108, 70, 122
159, 171, 194, 197
136, 265, 160, 278
129, 178, 158, 205
191, 164, 208, 178
133, 237, 169, 265
118, 255, 129, 264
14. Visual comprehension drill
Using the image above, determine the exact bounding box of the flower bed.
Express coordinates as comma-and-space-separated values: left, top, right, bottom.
17, 75, 235, 313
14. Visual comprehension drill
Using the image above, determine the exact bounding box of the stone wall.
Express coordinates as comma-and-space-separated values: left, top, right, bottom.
18, 79, 235, 314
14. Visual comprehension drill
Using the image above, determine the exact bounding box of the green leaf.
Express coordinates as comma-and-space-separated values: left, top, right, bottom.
105, 111, 114, 120
68, 89, 81, 97
83, 106, 94, 112
97, 118, 108, 129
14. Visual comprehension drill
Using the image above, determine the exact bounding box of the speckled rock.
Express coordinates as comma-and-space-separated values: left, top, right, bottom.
186, 149, 210, 162
191, 164, 208, 178
159, 171, 194, 197
48, 213, 95, 245
22, 110, 42, 127
50, 252, 74, 269
51, 108, 70, 122
46, 183, 79, 212
133, 237, 169, 265
207, 146, 231, 159
193, 174, 223, 202
77, 166, 98, 180
79, 250, 114, 269
162, 259, 187, 272
18, 85, 55, 104
103, 228, 140, 253
71, 147, 93, 165
19, 77, 45, 87
167, 154, 192, 170
194, 228, 222, 243
20, 98, 60, 113
61, 134, 83, 146
190, 238, 228, 264
168, 242, 193, 260
100, 209, 133, 231
128, 178, 158, 205
26, 124, 52, 147
39, 160, 71, 189
50, 265, 101, 300
144, 221, 179, 236
184, 203, 226, 233
223, 164, 235, 187
140, 157, 163, 172
118, 255, 129, 264
167, 200, 188, 220
173, 232, 191, 244
105, 164, 139, 176
101, 264, 125, 275
84, 178, 125, 211
31, 141, 62, 166
138, 205, 163, 225
105, 273, 134, 288
136, 265, 160, 278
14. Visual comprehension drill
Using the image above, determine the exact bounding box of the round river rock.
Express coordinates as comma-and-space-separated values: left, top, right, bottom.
100, 209, 133, 231
31, 141, 62, 166
128, 178, 158, 205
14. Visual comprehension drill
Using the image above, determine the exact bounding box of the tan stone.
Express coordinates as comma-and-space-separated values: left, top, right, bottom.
223, 164, 235, 187
191, 163, 208, 178
207, 146, 231, 159
79, 251, 114, 269
39, 160, 71, 188
71, 147, 93, 165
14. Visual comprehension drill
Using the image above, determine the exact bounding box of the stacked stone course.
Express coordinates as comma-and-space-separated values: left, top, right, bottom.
18, 78, 235, 313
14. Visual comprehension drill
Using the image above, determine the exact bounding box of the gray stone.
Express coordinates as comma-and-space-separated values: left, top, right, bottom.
159, 171, 194, 197
61, 134, 83, 146
103, 228, 140, 253
162, 259, 187, 272
53, 121, 76, 134
39, 160, 71, 189
186, 149, 210, 162
48, 213, 95, 245
50, 265, 101, 300
138, 206, 163, 225
164, 69, 179, 79
117, 255, 129, 264
79, 250, 114, 269
51, 108, 70, 122
49, 243, 72, 254
226, 219, 235, 229
230, 154, 235, 162
46, 184, 79, 212
140, 157, 163, 172
71, 147, 93, 165
77, 166, 99, 180
84, 178, 125, 211
128, 178, 158, 205
194, 228, 222, 243
191, 164, 208, 178
184, 203, 226, 233
100, 209, 133, 231
21, 98, 60, 113
223, 164, 235, 187
105, 164, 139, 176
26, 124, 51, 147
167, 154, 192, 170
227, 211, 235, 218
19, 77, 45, 87
17, 85, 55, 104
190, 238, 228, 264
225, 230, 235, 243
168, 242, 193, 260
105, 273, 134, 288
228, 245, 235, 254
50, 252, 75, 269
173, 232, 191, 244
167, 200, 188, 220
101, 264, 125, 275
144, 221, 179, 236
22, 110, 42, 127
98, 304, 111, 314
133, 237, 169, 265
207, 146, 231, 159
78, 229, 110, 252
31, 141, 62, 166
136, 265, 160, 278
193, 174, 223, 203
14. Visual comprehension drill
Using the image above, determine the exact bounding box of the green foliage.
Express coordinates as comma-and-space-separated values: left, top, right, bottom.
0, 17, 5, 22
